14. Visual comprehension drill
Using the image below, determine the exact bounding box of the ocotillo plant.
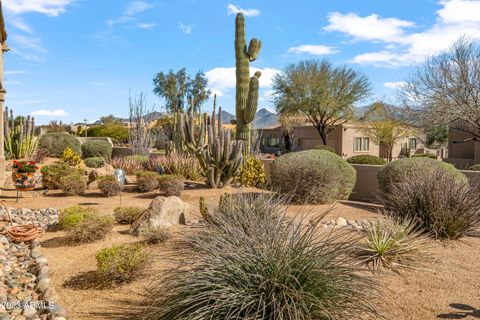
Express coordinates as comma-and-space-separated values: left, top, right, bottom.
4, 107, 37, 159
235, 12, 262, 155
178, 96, 243, 188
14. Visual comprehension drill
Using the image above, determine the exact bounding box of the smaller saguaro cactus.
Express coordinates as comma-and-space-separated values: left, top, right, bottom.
178, 95, 244, 188
4, 107, 37, 159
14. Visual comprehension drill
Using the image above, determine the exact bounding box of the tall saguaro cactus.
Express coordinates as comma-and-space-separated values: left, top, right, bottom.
235, 13, 262, 155
178, 95, 243, 188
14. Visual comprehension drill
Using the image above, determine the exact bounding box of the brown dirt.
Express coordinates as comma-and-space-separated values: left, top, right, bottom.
1, 176, 479, 319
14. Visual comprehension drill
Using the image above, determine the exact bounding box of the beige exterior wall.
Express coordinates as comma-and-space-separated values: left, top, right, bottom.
446, 125, 480, 168
260, 123, 424, 160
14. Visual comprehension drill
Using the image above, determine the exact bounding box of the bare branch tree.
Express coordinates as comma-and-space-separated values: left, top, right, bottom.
128, 92, 155, 156
400, 37, 480, 143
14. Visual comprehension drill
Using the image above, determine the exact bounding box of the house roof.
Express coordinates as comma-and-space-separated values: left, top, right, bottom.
0, 1, 7, 44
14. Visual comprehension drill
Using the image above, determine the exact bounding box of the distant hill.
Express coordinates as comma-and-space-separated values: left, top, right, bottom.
219, 108, 279, 128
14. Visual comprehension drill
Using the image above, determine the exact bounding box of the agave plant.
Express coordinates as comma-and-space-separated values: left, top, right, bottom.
4, 107, 37, 159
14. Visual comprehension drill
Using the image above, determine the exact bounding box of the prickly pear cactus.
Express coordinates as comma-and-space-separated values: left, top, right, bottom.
235, 13, 262, 155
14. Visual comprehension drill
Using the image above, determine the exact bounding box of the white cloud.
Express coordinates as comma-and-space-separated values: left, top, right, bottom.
10, 35, 46, 61
326, 0, 480, 67
227, 4, 261, 17
383, 81, 407, 89
31, 109, 68, 117
125, 1, 154, 16
287, 45, 337, 56
4, 70, 27, 75
180, 22, 193, 35
3, 0, 76, 16
5, 79, 22, 85
8, 17, 33, 33
92, 81, 110, 87
206, 67, 280, 97
324, 12, 414, 42
136, 23, 156, 29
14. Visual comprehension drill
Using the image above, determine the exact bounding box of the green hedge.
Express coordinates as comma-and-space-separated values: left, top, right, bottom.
378, 157, 467, 195
347, 155, 386, 165
411, 153, 437, 159
468, 164, 480, 171
312, 145, 336, 153
81, 140, 113, 160
271, 150, 356, 204
38, 133, 81, 158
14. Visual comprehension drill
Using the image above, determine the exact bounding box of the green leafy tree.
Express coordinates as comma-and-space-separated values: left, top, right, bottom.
360, 102, 412, 161
273, 59, 371, 145
153, 68, 211, 113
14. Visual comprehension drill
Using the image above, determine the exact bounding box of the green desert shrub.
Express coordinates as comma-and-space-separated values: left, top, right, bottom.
149, 154, 203, 181
41, 162, 78, 189
96, 243, 149, 283
378, 157, 467, 195
81, 140, 113, 160
141, 193, 376, 320
60, 172, 87, 196
59, 206, 97, 230
411, 153, 437, 159
114, 206, 144, 224
271, 150, 356, 204
66, 213, 114, 244
381, 167, 480, 240
347, 154, 386, 165
468, 164, 480, 171
158, 175, 184, 197
136, 171, 160, 192
355, 218, 429, 272
84, 157, 106, 168
236, 155, 267, 187
38, 133, 81, 158
312, 144, 336, 153
140, 226, 172, 244
97, 175, 121, 197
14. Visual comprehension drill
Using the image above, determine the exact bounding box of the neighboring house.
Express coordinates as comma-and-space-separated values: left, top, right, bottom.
445, 122, 480, 168
259, 122, 426, 160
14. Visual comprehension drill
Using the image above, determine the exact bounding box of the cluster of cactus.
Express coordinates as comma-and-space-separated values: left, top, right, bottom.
178, 95, 243, 188
4, 107, 37, 159
235, 13, 262, 155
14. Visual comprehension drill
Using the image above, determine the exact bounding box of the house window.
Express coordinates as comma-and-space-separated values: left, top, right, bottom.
263, 136, 280, 148
409, 138, 417, 150
354, 137, 370, 152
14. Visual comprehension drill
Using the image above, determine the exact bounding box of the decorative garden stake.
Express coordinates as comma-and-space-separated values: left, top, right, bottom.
235, 12, 262, 156
115, 168, 126, 204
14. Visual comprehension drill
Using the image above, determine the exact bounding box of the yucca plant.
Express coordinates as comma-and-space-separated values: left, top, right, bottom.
140, 193, 377, 320
148, 153, 203, 181
4, 107, 37, 159
356, 218, 429, 272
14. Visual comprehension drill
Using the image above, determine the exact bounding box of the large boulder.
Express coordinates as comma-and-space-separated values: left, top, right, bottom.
130, 196, 187, 235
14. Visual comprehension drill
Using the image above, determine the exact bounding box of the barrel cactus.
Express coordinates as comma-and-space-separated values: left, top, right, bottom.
235, 13, 262, 155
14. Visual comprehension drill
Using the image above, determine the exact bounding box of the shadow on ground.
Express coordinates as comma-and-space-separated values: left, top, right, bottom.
437, 303, 480, 319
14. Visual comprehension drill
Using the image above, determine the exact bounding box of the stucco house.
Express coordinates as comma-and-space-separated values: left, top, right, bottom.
445, 121, 480, 168
259, 121, 426, 160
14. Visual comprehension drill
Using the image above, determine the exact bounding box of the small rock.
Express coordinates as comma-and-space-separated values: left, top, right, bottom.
336, 217, 347, 227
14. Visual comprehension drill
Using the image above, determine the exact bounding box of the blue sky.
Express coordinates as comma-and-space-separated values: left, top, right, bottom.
3, 0, 480, 124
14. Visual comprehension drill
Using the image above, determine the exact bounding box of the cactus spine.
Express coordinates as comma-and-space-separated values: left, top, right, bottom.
4, 107, 37, 159
235, 13, 262, 156
178, 94, 243, 188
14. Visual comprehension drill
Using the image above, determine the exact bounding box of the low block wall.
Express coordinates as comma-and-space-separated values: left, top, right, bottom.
112, 146, 134, 158
349, 164, 382, 203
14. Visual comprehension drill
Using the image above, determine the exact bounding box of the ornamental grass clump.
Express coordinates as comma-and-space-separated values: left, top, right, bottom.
140, 193, 376, 320
158, 175, 184, 197
110, 155, 148, 175
381, 167, 480, 240
96, 243, 149, 283
149, 154, 203, 181
271, 150, 356, 204
66, 213, 114, 244
355, 217, 429, 272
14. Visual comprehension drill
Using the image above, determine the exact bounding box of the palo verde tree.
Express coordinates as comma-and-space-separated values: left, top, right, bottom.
153, 68, 211, 114
360, 102, 412, 161
273, 59, 371, 145
400, 37, 480, 144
